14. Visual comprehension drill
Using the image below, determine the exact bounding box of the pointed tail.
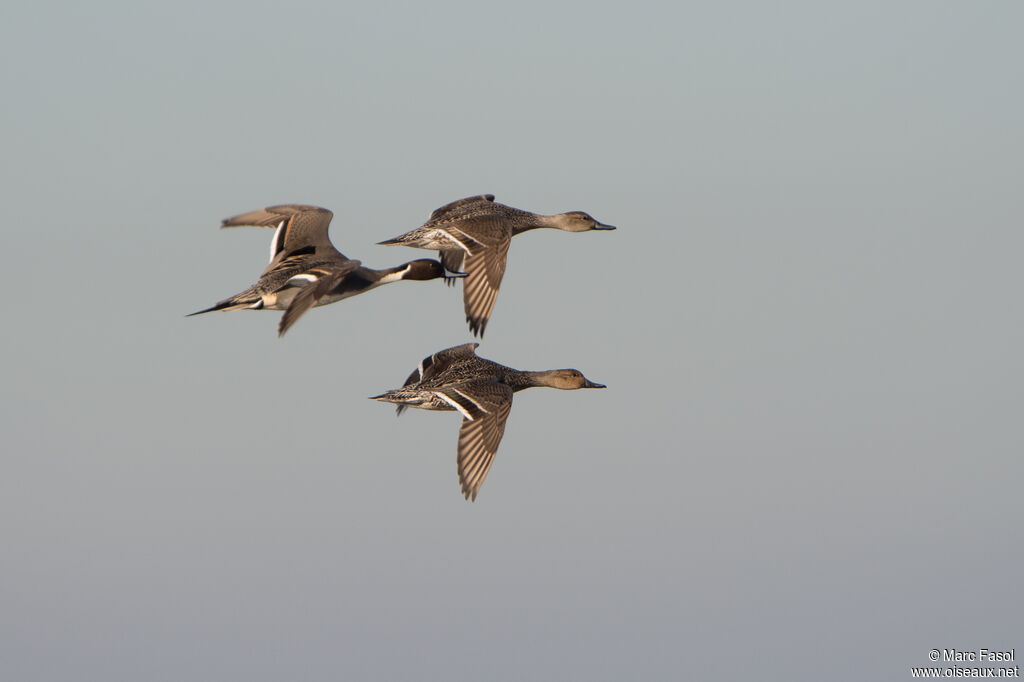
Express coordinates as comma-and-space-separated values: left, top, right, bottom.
187, 296, 262, 317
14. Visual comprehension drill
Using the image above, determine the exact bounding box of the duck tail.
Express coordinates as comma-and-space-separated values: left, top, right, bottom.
369, 391, 416, 416
187, 296, 262, 316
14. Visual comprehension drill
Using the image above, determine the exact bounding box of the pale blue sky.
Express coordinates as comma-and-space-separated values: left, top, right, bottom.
2, 2, 1022, 680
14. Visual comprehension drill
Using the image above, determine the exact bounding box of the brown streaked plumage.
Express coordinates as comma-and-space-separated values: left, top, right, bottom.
378, 194, 615, 337
370, 343, 606, 501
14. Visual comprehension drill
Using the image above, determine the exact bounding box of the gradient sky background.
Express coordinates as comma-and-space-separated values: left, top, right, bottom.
2, 2, 1022, 680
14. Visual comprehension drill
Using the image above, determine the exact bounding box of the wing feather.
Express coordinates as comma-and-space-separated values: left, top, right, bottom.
277, 260, 361, 336
454, 383, 513, 501
428, 194, 495, 222
395, 343, 481, 414
221, 205, 337, 258
462, 238, 509, 337
402, 343, 480, 387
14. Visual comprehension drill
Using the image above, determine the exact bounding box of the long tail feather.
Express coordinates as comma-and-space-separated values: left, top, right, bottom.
187, 296, 261, 316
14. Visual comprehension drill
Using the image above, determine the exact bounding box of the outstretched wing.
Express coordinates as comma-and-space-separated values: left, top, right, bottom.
461, 236, 510, 337
400, 343, 480, 387
222, 205, 338, 261
427, 194, 495, 223
452, 381, 514, 501
394, 343, 481, 415
276, 260, 361, 336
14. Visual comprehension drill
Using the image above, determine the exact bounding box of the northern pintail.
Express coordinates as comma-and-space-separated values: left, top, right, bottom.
189, 204, 459, 336
370, 343, 605, 501
378, 194, 615, 337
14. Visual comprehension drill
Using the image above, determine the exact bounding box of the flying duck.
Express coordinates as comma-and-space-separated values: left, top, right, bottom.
189, 204, 458, 336
371, 343, 605, 501
378, 195, 615, 337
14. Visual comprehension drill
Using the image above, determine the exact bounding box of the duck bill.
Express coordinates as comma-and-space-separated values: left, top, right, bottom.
592, 221, 616, 230
583, 379, 606, 388
444, 271, 468, 286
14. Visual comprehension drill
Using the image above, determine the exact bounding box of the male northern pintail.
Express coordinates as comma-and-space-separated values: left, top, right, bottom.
370, 343, 605, 501
378, 194, 615, 337
189, 204, 459, 336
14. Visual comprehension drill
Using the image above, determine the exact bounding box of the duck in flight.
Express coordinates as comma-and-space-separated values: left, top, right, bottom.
189, 204, 459, 336
378, 194, 615, 337
371, 343, 605, 501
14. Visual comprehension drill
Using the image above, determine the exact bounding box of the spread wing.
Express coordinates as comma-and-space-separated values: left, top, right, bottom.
221, 205, 338, 261
427, 194, 495, 223
461, 236, 510, 337
400, 343, 481, 387
276, 260, 361, 336
452, 381, 514, 501
394, 343, 481, 415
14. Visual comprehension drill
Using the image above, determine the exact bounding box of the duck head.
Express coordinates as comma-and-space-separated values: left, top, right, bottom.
402, 259, 464, 281
535, 369, 606, 390
551, 211, 616, 232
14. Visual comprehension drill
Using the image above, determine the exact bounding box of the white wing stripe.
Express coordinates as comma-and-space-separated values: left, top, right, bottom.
437, 230, 474, 254
269, 219, 287, 262
451, 388, 488, 414
433, 391, 474, 420
450, 227, 486, 251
